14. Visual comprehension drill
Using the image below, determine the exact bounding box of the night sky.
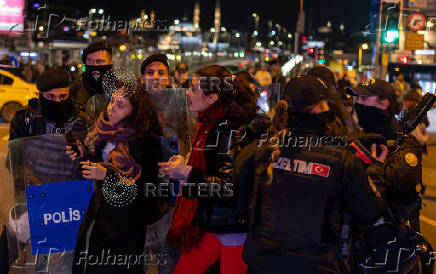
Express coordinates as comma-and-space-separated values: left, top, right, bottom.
47, 0, 371, 34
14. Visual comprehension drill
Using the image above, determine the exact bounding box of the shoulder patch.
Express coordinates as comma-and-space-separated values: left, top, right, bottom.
405, 153, 418, 167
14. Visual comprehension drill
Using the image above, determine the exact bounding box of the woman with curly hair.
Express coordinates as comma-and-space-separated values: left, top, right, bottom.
159, 65, 258, 273
68, 82, 164, 274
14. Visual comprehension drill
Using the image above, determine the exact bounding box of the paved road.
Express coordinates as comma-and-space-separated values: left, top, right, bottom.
0, 124, 8, 146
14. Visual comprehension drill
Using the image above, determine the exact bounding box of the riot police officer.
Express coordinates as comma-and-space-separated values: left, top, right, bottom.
348, 78, 432, 272
4, 67, 86, 274
9, 67, 86, 140
70, 40, 113, 124
242, 75, 386, 273
349, 78, 423, 230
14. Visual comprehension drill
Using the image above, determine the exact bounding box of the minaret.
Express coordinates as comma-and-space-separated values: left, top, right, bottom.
193, 1, 200, 31
213, 0, 220, 44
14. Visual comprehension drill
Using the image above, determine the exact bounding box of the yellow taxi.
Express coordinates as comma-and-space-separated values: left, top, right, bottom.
0, 68, 38, 123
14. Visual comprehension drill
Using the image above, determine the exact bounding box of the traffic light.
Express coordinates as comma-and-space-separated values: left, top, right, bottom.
384, 29, 399, 43
307, 47, 314, 55
399, 56, 409, 64
383, 12, 399, 44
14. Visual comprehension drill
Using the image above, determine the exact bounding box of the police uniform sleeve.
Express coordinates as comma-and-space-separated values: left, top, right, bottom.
9, 110, 29, 141
342, 151, 385, 226
383, 144, 421, 193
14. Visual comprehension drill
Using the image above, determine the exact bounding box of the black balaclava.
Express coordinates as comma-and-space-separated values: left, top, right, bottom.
40, 95, 74, 123
83, 64, 113, 95
354, 103, 394, 139
290, 110, 336, 136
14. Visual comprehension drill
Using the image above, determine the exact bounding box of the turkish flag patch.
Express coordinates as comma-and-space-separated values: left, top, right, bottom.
311, 163, 331, 178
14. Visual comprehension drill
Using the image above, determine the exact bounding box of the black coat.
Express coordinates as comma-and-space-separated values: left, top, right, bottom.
72, 136, 163, 274
9, 98, 87, 141
243, 127, 385, 274
184, 116, 255, 233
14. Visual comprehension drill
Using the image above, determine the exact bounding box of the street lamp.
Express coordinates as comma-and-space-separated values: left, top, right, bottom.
358, 43, 369, 71
90, 8, 96, 14
256, 41, 261, 47
98, 9, 104, 14
235, 32, 240, 38
252, 13, 259, 31
210, 27, 216, 33
253, 30, 258, 36
288, 33, 292, 39
174, 19, 180, 25
221, 27, 226, 32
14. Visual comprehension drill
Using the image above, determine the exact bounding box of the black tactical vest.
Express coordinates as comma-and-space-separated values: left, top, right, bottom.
257, 143, 346, 250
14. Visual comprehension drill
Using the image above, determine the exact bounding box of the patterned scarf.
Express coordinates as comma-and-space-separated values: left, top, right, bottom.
85, 112, 141, 180
166, 106, 227, 253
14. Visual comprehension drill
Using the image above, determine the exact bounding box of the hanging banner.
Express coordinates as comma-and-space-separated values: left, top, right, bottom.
0, 0, 24, 34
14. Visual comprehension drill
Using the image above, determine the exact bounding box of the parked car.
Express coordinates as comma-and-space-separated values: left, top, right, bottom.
0, 68, 38, 123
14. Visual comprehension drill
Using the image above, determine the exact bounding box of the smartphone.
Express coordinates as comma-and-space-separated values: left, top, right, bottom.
65, 131, 81, 157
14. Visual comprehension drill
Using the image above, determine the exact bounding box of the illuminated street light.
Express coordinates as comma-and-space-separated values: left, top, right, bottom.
288, 33, 292, 39
38, 26, 44, 31
143, 14, 148, 20
252, 13, 258, 18
221, 27, 226, 32
270, 41, 275, 46
235, 32, 240, 38
119, 44, 127, 51
210, 27, 216, 33
271, 30, 276, 36
256, 41, 261, 47
90, 8, 96, 14
253, 30, 258, 36
174, 19, 180, 25
358, 43, 369, 71
98, 9, 104, 14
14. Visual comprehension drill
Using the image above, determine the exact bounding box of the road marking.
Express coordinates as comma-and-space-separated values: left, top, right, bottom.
420, 215, 436, 228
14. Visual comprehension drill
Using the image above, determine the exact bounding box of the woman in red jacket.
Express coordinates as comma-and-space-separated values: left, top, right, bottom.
160, 65, 258, 274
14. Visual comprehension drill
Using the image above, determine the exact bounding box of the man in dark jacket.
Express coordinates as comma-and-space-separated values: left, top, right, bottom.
140, 54, 191, 274
242, 75, 386, 273
70, 40, 113, 125
9, 67, 87, 140
4, 68, 87, 274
